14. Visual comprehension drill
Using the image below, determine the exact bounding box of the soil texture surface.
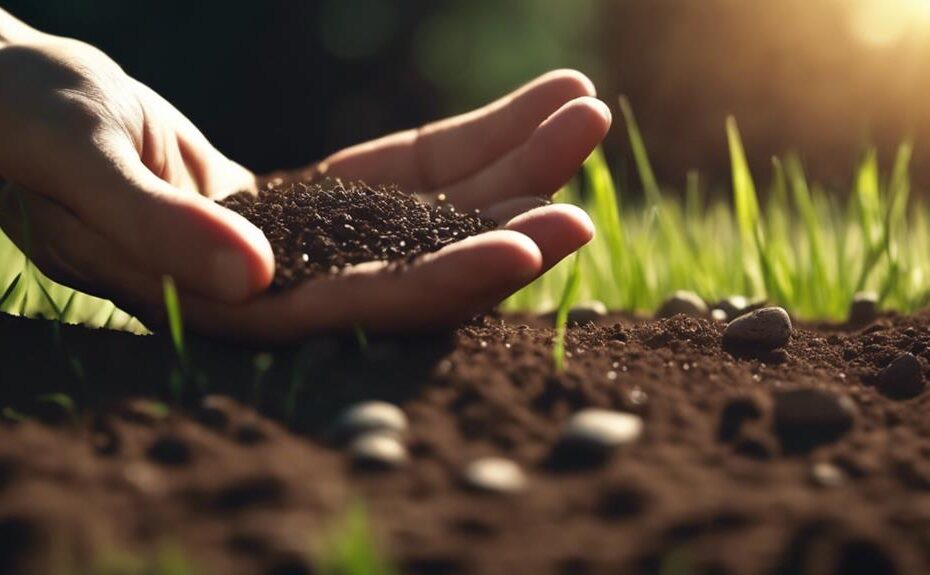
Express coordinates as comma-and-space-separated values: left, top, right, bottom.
2, 310, 930, 574
219, 178, 496, 289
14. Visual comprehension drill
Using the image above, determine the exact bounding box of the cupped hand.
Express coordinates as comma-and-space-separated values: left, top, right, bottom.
0, 22, 610, 341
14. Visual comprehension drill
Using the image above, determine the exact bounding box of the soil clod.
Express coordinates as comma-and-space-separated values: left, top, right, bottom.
772, 389, 857, 454
877, 353, 925, 399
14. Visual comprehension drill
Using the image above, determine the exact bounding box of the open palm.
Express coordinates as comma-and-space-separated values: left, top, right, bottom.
183, 70, 611, 341
0, 13, 610, 342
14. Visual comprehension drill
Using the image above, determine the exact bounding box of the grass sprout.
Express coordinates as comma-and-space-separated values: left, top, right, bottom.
553, 254, 582, 372
504, 99, 930, 321
317, 500, 396, 575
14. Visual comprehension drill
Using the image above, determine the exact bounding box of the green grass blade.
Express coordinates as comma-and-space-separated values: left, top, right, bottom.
162, 275, 186, 366
552, 254, 582, 372
619, 96, 661, 207
0, 272, 21, 310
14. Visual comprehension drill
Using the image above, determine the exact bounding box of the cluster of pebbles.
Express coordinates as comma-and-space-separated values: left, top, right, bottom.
331, 401, 644, 493
558, 289, 884, 328
337, 300, 924, 490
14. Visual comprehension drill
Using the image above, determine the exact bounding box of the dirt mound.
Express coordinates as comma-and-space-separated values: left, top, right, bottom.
219, 178, 496, 289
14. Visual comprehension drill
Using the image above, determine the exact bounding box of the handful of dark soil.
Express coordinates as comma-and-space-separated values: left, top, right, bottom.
220, 178, 497, 289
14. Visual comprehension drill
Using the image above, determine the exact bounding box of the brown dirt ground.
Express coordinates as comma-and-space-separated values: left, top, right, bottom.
2, 309, 930, 574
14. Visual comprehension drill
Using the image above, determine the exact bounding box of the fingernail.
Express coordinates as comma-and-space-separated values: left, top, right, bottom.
210, 249, 252, 302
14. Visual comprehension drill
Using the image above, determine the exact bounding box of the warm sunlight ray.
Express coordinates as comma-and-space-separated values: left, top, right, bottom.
850, 0, 930, 46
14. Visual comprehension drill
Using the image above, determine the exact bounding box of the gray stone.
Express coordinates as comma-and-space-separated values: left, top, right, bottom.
712, 295, 750, 322
567, 301, 608, 324
463, 457, 527, 494
878, 353, 925, 399
656, 290, 708, 319
561, 408, 643, 449
723, 307, 792, 350
334, 401, 407, 441
348, 433, 408, 469
811, 462, 846, 488
849, 291, 879, 325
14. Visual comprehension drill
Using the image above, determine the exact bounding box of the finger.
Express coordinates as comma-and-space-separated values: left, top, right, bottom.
0, 183, 163, 313
438, 96, 612, 211
501, 203, 594, 272
482, 196, 551, 223
29, 133, 274, 303
322, 69, 597, 191
178, 230, 545, 342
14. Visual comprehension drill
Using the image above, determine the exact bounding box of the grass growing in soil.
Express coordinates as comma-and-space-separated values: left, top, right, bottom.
0, 101, 928, 326
504, 99, 930, 321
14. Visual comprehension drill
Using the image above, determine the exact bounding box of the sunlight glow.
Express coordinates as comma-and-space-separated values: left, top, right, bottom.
850, 0, 930, 46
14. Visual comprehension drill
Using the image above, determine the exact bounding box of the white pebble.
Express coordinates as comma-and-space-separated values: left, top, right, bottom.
349, 433, 408, 469
335, 401, 407, 440
562, 408, 643, 449
463, 457, 527, 494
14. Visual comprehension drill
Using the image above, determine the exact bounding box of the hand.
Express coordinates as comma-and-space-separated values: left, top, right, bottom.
180, 69, 611, 341
0, 26, 274, 307
0, 14, 610, 341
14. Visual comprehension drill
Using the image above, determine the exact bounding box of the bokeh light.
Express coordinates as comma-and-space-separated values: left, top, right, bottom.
850, 0, 930, 46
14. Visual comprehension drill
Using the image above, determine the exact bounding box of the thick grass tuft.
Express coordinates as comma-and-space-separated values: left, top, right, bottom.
504, 100, 930, 321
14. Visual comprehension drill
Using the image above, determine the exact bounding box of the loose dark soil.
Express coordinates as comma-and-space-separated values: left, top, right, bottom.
2, 310, 930, 574
3, 180, 930, 574
219, 178, 496, 289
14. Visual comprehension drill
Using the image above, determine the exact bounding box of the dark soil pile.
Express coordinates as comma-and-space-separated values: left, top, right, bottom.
219, 178, 497, 289
2, 311, 930, 574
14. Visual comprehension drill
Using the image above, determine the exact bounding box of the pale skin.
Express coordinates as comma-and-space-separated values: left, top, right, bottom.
0, 9, 612, 342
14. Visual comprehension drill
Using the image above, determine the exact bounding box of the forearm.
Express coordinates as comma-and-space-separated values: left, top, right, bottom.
0, 8, 41, 48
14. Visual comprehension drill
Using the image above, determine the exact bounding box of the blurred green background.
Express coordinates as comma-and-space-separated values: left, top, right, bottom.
8, 0, 930, 191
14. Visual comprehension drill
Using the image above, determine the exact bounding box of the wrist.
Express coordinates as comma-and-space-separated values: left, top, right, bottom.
0, 9, 41, 48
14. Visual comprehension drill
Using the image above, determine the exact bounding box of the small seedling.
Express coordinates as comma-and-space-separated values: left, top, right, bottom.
162, 275, 193, 402
316, 500, 396, 575
353, 324, 369, 353
553, 254, 582, 372
35, 393, 79, 425
251, 352, 274, 405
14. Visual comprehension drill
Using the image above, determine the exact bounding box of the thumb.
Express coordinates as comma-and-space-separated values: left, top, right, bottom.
47, 136, 275, 303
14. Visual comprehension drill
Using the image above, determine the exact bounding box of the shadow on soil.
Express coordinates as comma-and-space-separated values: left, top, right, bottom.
0, 313, 453, 433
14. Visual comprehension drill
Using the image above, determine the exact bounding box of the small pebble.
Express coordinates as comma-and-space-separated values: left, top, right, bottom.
463, 457, 527, 494
334, 401, 407, 442
567, 301, 608, 324
773, 389, 857, 453
723, 307, 792, 350
561, 408, 643, 449
656, 290, 708, 319
713, 295, 750, 322
811, 462, 846, 488
849, 291, 879, 325
711, 309, 729, 322
348, 433, 408, 470
877, 353, 925, 399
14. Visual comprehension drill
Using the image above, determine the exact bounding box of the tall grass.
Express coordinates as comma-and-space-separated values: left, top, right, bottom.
503, 100, 930, 321
0, 101, 928, 325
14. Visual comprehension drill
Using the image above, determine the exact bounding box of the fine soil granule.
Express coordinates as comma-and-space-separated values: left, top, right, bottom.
220, 178, 497, 289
